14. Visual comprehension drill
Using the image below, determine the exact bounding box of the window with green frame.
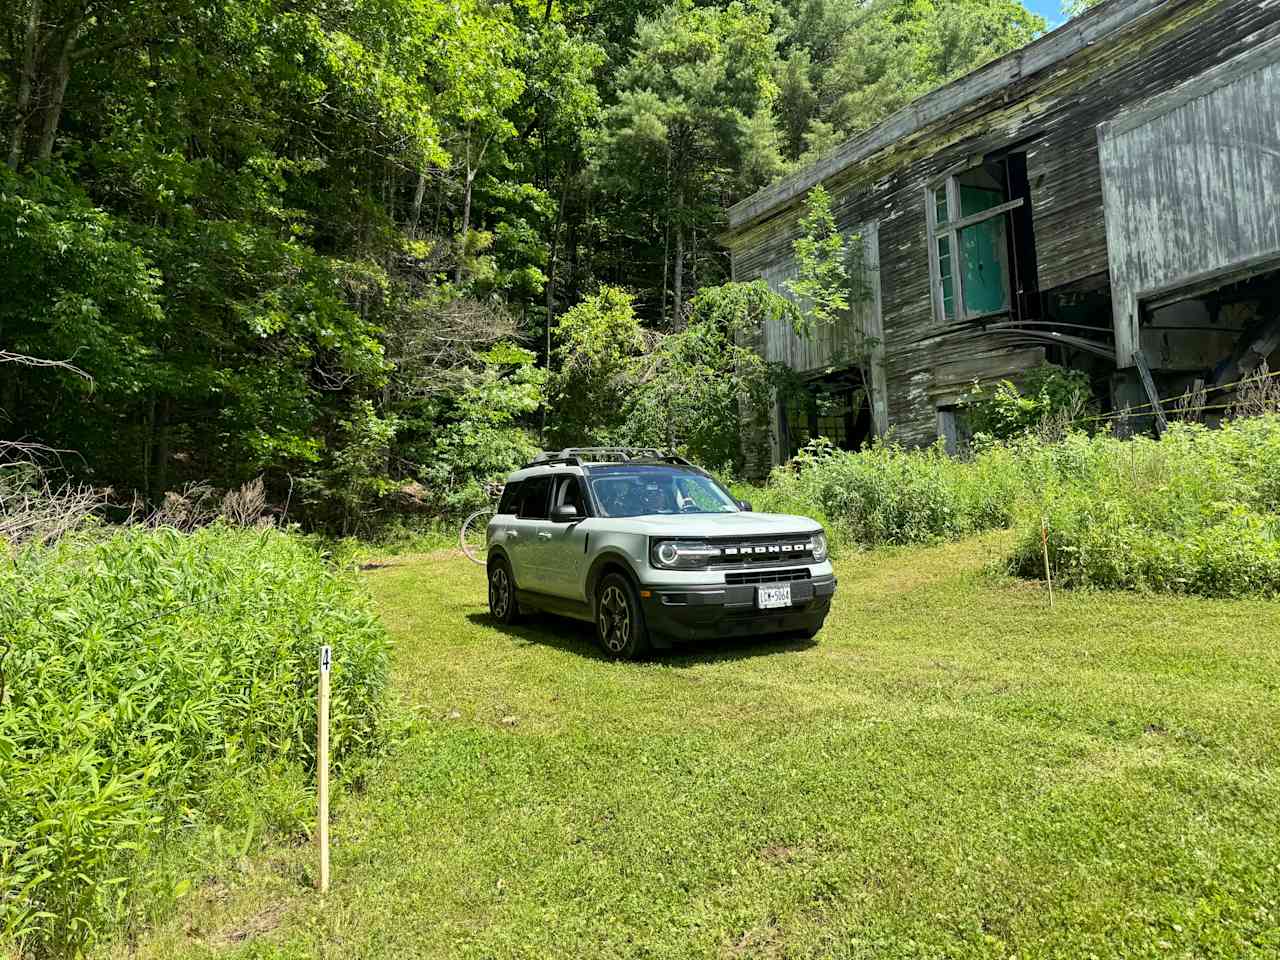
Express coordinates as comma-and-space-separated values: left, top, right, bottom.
927, 161, 1024, 324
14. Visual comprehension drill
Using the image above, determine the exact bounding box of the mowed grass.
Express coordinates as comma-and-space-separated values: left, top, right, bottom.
114, 535, 1280, 959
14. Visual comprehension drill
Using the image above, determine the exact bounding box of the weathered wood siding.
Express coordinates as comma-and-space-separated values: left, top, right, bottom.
757, 223, 888, 436
726, 0, 1280, 451
1100, 36, 1280, 367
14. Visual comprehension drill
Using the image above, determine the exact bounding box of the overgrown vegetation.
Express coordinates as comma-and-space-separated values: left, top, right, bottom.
763, 436, 1020, 549
0, 524, 390, 958
0, 0, 1048, 530
1013, 418, 1280, 598
755, 413, 1280, 599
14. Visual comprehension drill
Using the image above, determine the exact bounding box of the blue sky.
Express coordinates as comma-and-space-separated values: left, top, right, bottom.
1025, 0, 1065, 28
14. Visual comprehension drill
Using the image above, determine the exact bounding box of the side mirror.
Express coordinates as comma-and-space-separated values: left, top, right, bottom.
737, 499, 754, 512
551, 504, 582, 523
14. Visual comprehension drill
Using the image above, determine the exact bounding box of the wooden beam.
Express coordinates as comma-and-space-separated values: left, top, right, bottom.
1135, 352, 1169, 435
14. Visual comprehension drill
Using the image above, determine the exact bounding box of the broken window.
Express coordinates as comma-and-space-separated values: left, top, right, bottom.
927, 157, 1036, 325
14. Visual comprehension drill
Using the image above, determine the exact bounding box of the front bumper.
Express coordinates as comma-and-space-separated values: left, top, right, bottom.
639, 574, 837, 643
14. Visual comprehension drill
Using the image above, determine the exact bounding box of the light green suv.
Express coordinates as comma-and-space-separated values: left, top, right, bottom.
485, 448, 837, 659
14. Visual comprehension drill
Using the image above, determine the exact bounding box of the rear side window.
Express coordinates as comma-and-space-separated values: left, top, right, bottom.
517, 476, 552, 519
496, 481, 522, 515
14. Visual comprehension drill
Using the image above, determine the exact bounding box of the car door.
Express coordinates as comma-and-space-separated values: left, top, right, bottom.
507, 475, 552, 591
537, 474, 592, 602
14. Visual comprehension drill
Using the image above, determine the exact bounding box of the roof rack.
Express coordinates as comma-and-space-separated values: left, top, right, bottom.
524, 447, 693, 469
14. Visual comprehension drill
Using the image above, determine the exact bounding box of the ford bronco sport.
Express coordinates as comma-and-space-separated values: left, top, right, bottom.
485, 448, 837, 659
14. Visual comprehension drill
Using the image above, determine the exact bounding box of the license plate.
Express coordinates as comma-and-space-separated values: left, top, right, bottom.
757, 584, 792, 609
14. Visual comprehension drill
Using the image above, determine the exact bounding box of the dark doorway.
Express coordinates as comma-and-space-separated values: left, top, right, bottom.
779, 375, 873, 461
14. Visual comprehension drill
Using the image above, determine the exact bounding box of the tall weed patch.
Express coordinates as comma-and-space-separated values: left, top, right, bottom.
763, 439, 1023, 548
1012, 417, 1280, 597
0, 526, 390, 958
749, 417, 1280, 598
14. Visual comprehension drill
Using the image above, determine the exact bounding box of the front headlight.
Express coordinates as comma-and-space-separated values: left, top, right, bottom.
811, 531, 829, 563
650, 539, 720, 569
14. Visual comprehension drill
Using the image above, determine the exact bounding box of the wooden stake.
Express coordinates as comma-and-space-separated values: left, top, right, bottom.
318, 645, 331, 893
1041, 518, 1054, 609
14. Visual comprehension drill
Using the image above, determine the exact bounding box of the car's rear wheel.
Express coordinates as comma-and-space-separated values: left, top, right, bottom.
595, 573, 649, 660
488, 558, 521, 625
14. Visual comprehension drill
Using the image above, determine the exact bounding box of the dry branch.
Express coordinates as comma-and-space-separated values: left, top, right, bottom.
0, 349, 92, 383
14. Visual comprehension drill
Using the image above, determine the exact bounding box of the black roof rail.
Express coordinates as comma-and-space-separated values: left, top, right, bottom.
525, 454, 583, 469
523, 447, 692, 469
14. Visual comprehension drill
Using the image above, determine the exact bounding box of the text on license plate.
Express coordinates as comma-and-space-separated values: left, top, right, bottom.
757, 584, 792, 609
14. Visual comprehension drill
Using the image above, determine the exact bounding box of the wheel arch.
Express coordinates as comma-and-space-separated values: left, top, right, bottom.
487, 545, 514, 575
585, 550, 642, 609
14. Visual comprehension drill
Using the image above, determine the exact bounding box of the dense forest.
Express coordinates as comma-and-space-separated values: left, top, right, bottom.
0, 0, 1068, 531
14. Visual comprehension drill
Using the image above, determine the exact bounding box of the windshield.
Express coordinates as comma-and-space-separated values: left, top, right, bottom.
589, 466, 740, 518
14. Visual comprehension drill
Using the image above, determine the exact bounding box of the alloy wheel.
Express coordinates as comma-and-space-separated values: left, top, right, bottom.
599, 584, 631, 653
489, 566, 511, 618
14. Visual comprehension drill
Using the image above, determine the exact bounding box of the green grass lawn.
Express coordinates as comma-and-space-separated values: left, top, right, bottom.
114, 536, 1280, 959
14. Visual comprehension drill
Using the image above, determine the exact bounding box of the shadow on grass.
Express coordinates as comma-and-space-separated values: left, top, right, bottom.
466, 612, 817, 667
467, 611, 610, 662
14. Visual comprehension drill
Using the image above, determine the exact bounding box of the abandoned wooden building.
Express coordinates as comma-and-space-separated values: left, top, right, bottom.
724, 0, 1280, 467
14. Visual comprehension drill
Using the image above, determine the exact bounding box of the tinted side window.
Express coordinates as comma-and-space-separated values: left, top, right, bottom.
517, 476, 552, 519
496, 481, 522, 515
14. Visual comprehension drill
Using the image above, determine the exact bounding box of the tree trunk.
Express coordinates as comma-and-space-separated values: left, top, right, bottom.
660, 223, 670, 327
544, 168, 570, 346
660, 146, 672, 325
540, 170, 570, 438
8, 0, 42, 170
143, 395, 155, 499
691, 224, 698, 302
409, 169, 427, 239
152, 395, 173, 500
455, 170, 474, 285
35, 30, 75, 162
672, 217, 684, 329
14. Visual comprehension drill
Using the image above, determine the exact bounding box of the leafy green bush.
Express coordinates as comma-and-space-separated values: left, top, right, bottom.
547, 282, 799, 474
0, 526, 390, 958
964, 363, 1095, 442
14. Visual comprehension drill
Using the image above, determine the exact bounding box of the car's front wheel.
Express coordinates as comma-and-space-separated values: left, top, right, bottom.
488, 557, 521, 625
595, 573, 649, 660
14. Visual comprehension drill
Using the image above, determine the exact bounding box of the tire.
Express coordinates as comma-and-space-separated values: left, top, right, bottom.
488, 557, 521, 625
594, 572, 649, 660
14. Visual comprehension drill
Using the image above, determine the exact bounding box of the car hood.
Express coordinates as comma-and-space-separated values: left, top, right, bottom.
601, 512, 822, 538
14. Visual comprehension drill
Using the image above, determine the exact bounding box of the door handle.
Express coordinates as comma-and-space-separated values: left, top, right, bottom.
506, 530, 519, 539
537, 531, 554, 540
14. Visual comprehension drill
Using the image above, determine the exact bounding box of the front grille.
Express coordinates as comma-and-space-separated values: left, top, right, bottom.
707, 536, 815, 566
725, 569, 812, 585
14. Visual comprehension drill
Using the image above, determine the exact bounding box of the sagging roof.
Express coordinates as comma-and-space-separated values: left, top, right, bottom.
726, 0, 1175, 236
